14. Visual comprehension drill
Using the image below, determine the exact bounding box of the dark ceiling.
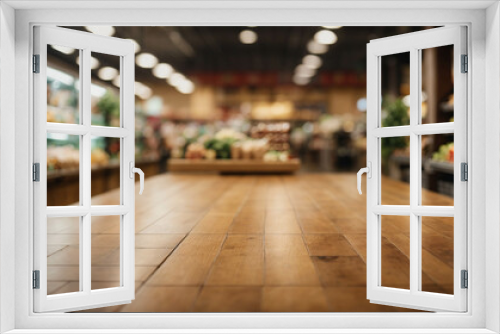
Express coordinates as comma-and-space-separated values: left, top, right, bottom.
55, 26, 428, 86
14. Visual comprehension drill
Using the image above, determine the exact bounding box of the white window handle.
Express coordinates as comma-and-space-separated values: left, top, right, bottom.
357, 162, 371, 195
129, 162, 144, 195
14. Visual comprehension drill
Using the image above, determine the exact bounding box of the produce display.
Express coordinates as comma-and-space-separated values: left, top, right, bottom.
47, 145, 116, 171
179, 128, 291, 161
432, 142, 454, 163
47, 76, 79, 124
250, 122, 290, 152
47, 145, 79, 170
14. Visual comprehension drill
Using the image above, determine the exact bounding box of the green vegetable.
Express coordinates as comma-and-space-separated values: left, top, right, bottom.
204, 138, 238, 159
381, 98, 410, 161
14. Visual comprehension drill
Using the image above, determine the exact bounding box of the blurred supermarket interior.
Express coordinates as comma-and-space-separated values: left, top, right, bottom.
46, 26, 457, 312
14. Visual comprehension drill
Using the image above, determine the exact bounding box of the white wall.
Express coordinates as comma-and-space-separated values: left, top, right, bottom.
485, 2, 500, 333
0, 2, 16, 333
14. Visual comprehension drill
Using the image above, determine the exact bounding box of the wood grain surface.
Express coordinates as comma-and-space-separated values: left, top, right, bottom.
45, 173, 454, 312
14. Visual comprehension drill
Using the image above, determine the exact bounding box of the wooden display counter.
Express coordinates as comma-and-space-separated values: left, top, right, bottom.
168, 158, 301, 174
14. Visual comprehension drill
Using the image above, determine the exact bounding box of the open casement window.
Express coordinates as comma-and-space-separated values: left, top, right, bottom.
33, 26, 141, 312
362, 26, 467, 312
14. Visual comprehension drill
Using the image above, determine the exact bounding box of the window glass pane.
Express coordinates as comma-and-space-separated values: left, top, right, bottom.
381, 136, 410, 205
381, 52, 410, 127
421, 134, 454, 206
47, 45, 80, 124
91, 215, 121, 290
381, 215, 410, 290
421, 216, 454, 294
421, 45, 454, 124
47, 133, 80, 206
91, 52, 120, 127
47, 216, 80, 295
91, 136, 121, 205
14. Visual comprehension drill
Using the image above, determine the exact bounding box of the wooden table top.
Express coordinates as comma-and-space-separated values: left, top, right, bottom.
46, 173, 454, 313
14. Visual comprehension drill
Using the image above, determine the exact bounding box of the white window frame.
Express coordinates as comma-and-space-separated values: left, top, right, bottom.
33, 26, 136, 313
366, 26, 467, 312
0, 1, 499, 333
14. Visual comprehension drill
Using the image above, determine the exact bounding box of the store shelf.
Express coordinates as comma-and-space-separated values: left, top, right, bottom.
425, 160, 454, 174
168, 158, 301, 174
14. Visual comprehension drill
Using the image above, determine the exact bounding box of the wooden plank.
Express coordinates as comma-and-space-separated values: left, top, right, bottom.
191, 212, 236, 234
265, 255, 320, 286
265, 211, 302, 234
204, 255, 264, 286
120, 287, 200, 312
146, 234, 225, 286
205, 235, 264, 286
265, 235, 309, 257
134, 233, 185, 249
218, 235, 264, 257
303, 234, 358, 257
312, 256, 367, 287
261, 287, 329, 312
193, 287, 261, 312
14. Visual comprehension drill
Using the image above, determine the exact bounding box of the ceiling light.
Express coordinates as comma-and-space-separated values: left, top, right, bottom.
322, 26, 343, 29
239, 30, 258, 44
136, 53, 158, 69
314, 30, 338, 45
293, 76, 310, 86
176, 80, 195, 94
97, 67, 119, 81
134, 82, 152, 100
51, 45, 76, 55
153, 63, 174, 79
168, 73, 186, 87
307, 40, 328, 54
85, 26, 115, 37
128, 39, 141, 53
302, 54, 322, 69
47, 68, 74, 86
90, 84, 107, 98
295, 64, 316, 78
76, 56, 100, 70
112, 75, 120, 88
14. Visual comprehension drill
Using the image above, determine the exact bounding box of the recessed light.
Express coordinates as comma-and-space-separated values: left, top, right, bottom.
128, 39, 141, 53
112, 75, 120, 88
85, 26, 115, 37
90, 84, 107, 98
153, 63, 174, 79
322, 26, 343, 29
176, 80, 195, 94
76, 56, 100, 70
295, 64, 315, 78
168, 73, 186, 87
97, 67, 119, 81
307, 40, 328, 54
293, 76, 310, 86
134, 82, 152, 100
302, 55, 322, 69
136, 53, 158, 69
314, 30, 338, 45
239, 30, 258, 44
47, 68, 74, 86
51, 45, 76, 55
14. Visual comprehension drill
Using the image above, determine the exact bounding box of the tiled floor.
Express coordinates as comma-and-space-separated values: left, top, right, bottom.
46, 173, 454, 312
